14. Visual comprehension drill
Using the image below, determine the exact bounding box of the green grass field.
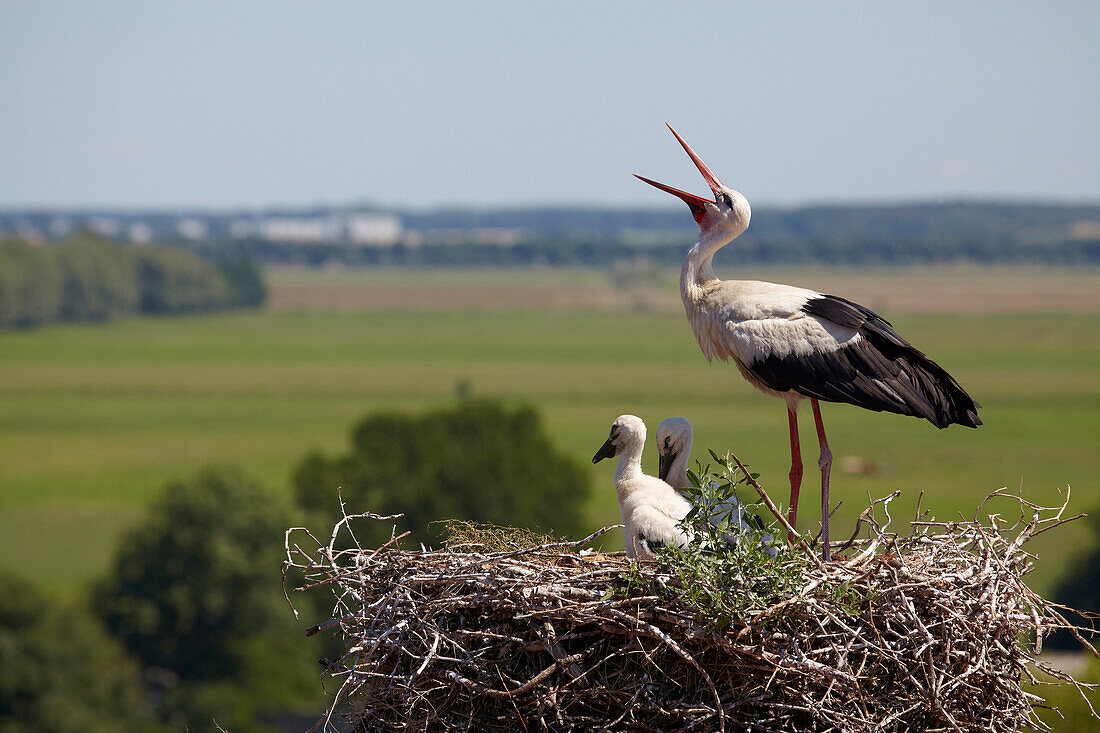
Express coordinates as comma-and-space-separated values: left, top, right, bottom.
1, 266, 1097, 597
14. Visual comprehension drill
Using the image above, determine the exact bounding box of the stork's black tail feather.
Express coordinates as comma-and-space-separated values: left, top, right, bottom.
795, 295, 982, 428
878, 340, 983, 429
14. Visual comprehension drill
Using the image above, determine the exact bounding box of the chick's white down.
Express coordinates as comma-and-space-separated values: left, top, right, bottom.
592, 415, 692, 562
655, 416, 777, 556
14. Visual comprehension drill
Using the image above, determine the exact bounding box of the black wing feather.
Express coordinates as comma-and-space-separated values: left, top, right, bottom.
743, 294, 981, 428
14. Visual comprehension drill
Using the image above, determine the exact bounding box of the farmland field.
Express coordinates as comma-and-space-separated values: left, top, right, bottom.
1, 265, 1098, 597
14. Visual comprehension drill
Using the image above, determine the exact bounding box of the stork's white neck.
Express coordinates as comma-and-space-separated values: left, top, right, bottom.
667, 446, 691, 491
680, 228, 736, 305
613, 439, 645, 488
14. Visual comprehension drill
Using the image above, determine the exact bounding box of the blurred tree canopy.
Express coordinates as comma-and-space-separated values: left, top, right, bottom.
1051, 511, 1100, 650
0, 233, 265, 328
294, 399, 591, 547
92, 467, 316, 731
0, 570, 153, 733
56, 233, 140, 320
0, 238, 62, 327
215, 256, 267, 307
131, 244, 229, 314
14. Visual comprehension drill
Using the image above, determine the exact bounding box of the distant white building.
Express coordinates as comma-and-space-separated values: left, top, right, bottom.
226, 212, 404, 245
229, 219, 257, 239
49, 218, 73, 239
177, 218, 209, 240
346, 214, 402, 246
129, 223, 153, 243
259, 216, 343, 243
87, 217, 121, 238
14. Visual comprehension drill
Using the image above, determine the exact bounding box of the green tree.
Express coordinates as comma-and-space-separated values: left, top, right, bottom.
0, 239, 62, 327
1, 235, 260, 329
1051, 511, 1100, 650
132, 245, 231, 314
215, 256, 267, 307
55, 232, 139, 320
0, 570, 152, 733
92, 467, 317, 731
293, 399, 591, 547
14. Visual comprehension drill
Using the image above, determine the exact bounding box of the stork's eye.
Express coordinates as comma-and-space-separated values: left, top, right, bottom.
720, 193, 733, 207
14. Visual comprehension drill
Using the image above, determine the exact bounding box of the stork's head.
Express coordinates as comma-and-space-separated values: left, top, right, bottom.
655, 416, 692, 482
636, 124, 751, 242
592, 414, 646, 463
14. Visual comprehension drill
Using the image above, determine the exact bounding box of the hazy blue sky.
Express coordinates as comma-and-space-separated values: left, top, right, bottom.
1, 1, 1096, 209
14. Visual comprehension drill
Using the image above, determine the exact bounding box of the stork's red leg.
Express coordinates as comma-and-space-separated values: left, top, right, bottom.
811, 399, 833, 561
787, 404, 803, 539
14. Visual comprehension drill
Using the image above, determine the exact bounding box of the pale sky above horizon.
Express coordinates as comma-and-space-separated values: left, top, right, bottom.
1, 1, 1097, 210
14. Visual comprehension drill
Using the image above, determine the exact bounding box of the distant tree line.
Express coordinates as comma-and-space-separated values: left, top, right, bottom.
6, 200, 1097, 243
0, 233, 265, 328
101, 200, 1099, 268
179, 231, 1100, 270
399, 201, 1100, 241
7, 201, 1097, 271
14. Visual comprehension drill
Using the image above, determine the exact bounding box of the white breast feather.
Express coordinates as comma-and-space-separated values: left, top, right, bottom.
688, 280, 861, 364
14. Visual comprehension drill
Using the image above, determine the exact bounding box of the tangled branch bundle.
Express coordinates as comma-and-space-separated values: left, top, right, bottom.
285, 481, 1095, 732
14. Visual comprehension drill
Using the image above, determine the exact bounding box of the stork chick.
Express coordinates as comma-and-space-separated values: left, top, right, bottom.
656, 416, 777, 556
654, 416, 702, 493
592, 415, 692, 562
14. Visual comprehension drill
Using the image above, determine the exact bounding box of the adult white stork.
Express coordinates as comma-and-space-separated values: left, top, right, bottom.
636, 125, 982, 560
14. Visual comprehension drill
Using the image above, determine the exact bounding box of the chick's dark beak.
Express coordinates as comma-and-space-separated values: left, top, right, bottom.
657, 451, 676, 482
592, 437, 617, 464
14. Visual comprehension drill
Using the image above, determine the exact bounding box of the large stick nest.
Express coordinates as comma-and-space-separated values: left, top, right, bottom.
285, 475, 1096, 732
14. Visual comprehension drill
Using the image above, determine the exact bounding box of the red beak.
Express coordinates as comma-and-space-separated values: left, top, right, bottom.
635, 124, 724, 225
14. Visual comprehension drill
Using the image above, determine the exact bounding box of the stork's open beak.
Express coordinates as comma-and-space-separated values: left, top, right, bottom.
657, 451, 676, 482
635, 124, 724, 224
592, 438, 617, 464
